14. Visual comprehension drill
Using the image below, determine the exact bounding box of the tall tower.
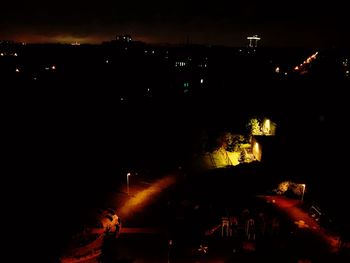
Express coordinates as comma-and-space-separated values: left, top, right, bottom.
247, 35, 261, 48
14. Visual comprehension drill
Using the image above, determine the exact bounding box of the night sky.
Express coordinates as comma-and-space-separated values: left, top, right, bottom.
1, 0, 349, 47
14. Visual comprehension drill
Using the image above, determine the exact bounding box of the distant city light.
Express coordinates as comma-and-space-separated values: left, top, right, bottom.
0, 53, 3, 56
275, 67, 280, 73
105, 59, 109, 64
293, 51, 318, 72
247, 35, 261, 48
51, 65, 56, 70
14, 53, 18, 56
175, 61, 186, 67
200, 78, 204, 84
15, 68, 20, 73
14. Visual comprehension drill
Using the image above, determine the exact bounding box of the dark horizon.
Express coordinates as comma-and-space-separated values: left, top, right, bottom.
1, 0, 349, 48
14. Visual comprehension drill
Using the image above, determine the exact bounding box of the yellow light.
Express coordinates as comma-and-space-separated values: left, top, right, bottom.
254, 142, 259, 150
294, 66, 299, 71
263, 119, 271, 134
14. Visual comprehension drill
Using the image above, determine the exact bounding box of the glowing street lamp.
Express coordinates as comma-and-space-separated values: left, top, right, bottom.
127, 172, 131, 195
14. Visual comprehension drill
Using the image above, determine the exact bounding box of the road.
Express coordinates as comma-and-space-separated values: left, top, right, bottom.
259, 195, 342, 253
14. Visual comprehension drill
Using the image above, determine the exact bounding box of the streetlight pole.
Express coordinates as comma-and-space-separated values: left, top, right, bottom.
301, 184, 306, 202
127, 172, 131, 195
167, 239, 172, 263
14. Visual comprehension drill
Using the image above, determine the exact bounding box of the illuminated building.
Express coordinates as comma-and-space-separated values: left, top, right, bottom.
247, 35, 261, 48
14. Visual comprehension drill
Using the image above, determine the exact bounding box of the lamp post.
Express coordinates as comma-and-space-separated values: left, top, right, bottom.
301, 184, 306, 202
127, 172, 131, 195
167, 239, 172, 263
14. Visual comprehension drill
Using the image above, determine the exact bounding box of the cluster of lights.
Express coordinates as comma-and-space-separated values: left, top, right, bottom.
293, 51, 318, 72
175, 61, 187, 67
144, 50, 155, 55
44, 65, 56, 71
14, 64, 56, 75
342, 59, 349, 77
0, 52, 18, 57
274, 66, 288, 76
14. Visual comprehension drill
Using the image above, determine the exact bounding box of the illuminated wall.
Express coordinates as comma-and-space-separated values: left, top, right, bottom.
262, 118, 277, 135
251, 138, 262, 161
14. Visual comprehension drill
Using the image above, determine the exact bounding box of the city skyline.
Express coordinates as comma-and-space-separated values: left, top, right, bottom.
1, 0, 349, 47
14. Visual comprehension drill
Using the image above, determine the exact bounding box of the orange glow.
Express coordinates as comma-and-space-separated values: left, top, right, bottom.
119, 175, 176, 219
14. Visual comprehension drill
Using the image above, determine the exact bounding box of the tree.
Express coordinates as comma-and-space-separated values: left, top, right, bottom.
246, 118, 262, 137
